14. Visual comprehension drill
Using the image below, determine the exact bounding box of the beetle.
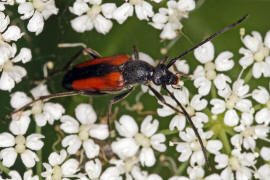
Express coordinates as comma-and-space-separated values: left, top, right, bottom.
7, 14, 248, 169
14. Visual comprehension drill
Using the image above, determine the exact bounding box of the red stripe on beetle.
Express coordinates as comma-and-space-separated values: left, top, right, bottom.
76, 54, 130, 68
72, 72, 125, 91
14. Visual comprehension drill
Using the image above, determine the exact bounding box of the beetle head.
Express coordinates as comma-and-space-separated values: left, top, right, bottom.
152, 64, 178, 85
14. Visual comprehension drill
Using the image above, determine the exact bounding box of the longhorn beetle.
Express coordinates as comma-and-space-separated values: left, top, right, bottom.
7, 14, 248, 169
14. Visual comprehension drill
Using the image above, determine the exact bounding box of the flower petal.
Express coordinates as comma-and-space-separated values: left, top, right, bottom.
111, 138, 139, 159
194, 41, 214, 64
62, 135, 81, 154
9, 114, 30, 135
21, 150, 39, 168
139, 147, 155, 167
60, 115, 79, 134
115, 115, 138, 138
71, 15, 93, 33
75, 103, 97, 124
224, 109, 239, 126
141, 115, 158, 137
26, 134, 44, 150
12, 48, 32, 63
89, 124, 109, 140
27, 11, 44, 35
10, 91, 32, 109
48, 150, 67, 166
83, 139, 100, 159
2, 25, 23, 42
61, 159, 79, 176
0, 147, 17, 167
85, 159, 102, 179
0, 132, 15, 147
151, 133, 166, 152
215, 51, 234, 71
113, 3, 133, 24
93, 14, 112, 34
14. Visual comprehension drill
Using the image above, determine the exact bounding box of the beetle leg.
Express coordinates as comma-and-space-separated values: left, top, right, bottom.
55, 47, 102, 75
35, 47, 102, 83
147, 85, 184, 114
6, 91, 82, 119
6, 90, 107, 119
132, 45, 139, 60
83, 48, 102, 59
107, 87, 135, 131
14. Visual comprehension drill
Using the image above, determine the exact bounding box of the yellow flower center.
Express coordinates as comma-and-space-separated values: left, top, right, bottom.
134, 133, 151, 147
15, 135, 26, 154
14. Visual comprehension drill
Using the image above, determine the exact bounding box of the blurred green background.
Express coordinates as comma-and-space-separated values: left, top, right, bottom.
1, 0, 270, 177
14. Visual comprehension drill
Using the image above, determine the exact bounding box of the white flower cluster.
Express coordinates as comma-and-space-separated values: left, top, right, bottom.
136, 30, 269, 179
69, 0, 196, 39
1, 0, 58, 35
0, 11, 32, 92
17, 0, 58, 35
3, 0, 194, 38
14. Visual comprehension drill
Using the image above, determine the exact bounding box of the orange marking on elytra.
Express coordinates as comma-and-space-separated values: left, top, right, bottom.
72, 72, 125, 91
76, 54, 130, 68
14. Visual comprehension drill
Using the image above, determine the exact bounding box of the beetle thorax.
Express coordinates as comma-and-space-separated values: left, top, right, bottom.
152, 64, 178, 85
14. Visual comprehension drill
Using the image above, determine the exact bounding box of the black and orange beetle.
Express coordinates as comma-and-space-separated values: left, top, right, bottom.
7, 14, 248, 169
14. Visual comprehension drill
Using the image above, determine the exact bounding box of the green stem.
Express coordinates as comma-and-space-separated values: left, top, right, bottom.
36, 126, 42, 178
175, 161, 189, 175
244, 67, 253, 83
210, 84, 217, 99
219, 130, 231, 154
158, 129, 178, 135
253, 104, 263, 111
0, 161, 10, 175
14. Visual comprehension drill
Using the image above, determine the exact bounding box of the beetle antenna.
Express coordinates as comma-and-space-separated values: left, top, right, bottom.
166, 14, 248, 68
162, 85, 211, 170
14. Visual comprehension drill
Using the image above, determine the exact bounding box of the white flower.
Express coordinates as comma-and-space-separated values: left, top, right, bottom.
175, 128, 222, 166
187, 165, 221, 180
231, 112, 269, 150
8, 170, 38, 180
215, 149, 256, 180
193, 41, 234, 96
0, 0, 14, 11
100, 166, 122, 180
210, 79, 252, 127
149, 0, 195, 39
252, 85, 270, 125
0, 12, 23, 44
157, 86, 208, 129
256, 164, 270, 180
17, 0, 59, 35
239, 30, 270, 78
70, 0, 115, 34
113, 0, 154, 24
0, 115, 44, 168
41, 150, 80, 179
112, 115, 166, 167
10, 85, 65, 127
85, 159, 102, 179
105, 159, 162, 180
255, 147, 270, 179
0, 43, 31, 91
60, 103, 109, 158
